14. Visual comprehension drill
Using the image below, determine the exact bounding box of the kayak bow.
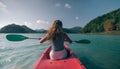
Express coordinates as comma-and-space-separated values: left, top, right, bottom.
33, 44, 86, 69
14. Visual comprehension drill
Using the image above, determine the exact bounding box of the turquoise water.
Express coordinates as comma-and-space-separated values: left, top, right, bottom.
0, 33, 120, 69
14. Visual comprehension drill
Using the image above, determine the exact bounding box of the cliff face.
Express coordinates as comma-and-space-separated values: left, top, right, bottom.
81, 8, 120, 33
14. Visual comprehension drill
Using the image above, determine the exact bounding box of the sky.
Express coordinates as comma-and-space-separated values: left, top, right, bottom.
0, 0, 120, 30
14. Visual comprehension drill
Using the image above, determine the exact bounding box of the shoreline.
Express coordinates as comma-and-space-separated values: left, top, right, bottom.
87, 31, 120, 34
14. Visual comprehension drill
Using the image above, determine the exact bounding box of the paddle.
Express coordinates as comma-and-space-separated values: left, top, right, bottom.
6, 34, 91, 44
6, 34, 40, 41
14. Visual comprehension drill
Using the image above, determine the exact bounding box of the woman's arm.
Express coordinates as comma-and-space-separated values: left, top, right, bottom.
40, 35, 48, 43
64, 33, 72, 43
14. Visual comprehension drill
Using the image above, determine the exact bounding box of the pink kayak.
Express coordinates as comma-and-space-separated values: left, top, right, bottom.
33, 44, 86, 69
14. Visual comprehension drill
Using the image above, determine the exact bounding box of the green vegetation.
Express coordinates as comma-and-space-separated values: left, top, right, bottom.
81, 8, 120, 33
63, 27, 81, 33
0, 24, 36, 33
1, 8, 120, 34
0, 24, 81, 33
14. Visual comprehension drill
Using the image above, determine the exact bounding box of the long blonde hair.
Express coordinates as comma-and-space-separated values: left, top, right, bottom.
46, 20, 63, 41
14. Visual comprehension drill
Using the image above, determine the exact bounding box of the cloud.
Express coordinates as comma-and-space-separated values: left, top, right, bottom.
24, 21, 33, 27
55, 3, 71, 9
24, 20, 50, 30
36, 20, 49, 24
0, 1, 8, 13
64, 3, 71, 8
36, 20, 50, 29
75, 16, 79, 20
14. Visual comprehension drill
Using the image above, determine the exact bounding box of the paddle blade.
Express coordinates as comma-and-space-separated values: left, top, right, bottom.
6, 34, 28, 41
74, 39, 91, 44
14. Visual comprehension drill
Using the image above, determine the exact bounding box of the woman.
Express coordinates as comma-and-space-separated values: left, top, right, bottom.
40, 20, 72, 60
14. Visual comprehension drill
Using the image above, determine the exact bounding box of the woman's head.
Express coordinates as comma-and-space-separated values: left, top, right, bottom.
46, 20, 63, 40
53, 20, 63, 28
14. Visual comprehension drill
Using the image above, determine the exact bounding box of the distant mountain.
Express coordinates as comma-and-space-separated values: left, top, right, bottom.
36, 27, 82, 33
35, 29, 47, 33
81, 8, 120, 33
0, 24, 36, 33
63, 27, 82, 33
0, 24, 81, 33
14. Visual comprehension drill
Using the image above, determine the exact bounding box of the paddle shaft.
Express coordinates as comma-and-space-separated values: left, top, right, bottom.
6, 34, 90, 44
28, 38, 41, 40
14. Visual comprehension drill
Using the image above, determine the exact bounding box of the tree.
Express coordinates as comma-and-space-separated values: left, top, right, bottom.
104, 19, 116, 31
